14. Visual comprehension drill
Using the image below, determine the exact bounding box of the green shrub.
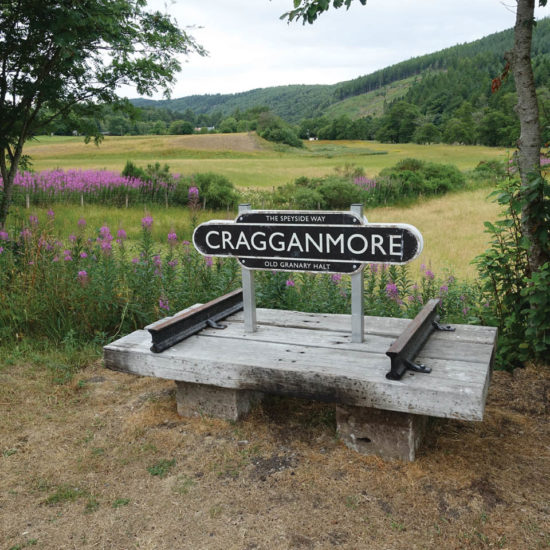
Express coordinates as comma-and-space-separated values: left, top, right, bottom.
475, 175, 550, 368
261, 125, 304, 148
318, 177, 363, 209
293, 187, 323, 209
473, 160, 507, 182
193, 172, 239, 209
122, 160, 147, 181
376, 158, 466, 203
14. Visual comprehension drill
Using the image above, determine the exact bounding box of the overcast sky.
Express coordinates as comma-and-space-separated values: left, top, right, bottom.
139, 0, 549, 99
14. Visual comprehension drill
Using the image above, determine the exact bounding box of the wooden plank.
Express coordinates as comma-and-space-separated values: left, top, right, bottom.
199, 322, 494, 368
104, 327, 491, 420
228, 308, 498, 344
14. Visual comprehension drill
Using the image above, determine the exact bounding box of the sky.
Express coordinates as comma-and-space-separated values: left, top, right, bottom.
137, 0, 550, 100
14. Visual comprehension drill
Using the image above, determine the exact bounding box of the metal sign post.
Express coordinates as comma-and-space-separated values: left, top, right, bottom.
238, 204, 257, 333
350, 204, 365, 343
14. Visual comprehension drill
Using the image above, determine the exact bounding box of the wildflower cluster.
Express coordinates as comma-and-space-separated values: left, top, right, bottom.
256, 262, 481, 324
0, 168, 189, 208
0, 213, 240, 343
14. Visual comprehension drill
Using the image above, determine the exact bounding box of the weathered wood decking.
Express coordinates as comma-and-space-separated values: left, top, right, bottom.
104, 307, 497, 422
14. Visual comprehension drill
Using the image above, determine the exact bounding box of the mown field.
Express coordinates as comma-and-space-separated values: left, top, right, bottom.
24, 133, 509, 189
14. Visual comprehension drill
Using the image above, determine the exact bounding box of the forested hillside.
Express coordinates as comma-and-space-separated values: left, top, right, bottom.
51, 18, 550, 147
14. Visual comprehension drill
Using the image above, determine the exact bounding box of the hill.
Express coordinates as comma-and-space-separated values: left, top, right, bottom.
131, 18, 550, 126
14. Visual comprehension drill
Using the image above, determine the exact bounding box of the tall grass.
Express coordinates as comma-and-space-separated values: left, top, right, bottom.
7, 184, 499, 279
0, 210, 485, 346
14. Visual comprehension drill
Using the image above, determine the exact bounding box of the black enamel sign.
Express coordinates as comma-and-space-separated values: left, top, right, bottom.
193, 210, 423, 274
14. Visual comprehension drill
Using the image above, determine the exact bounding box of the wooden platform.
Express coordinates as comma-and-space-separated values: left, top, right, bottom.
104, 307, 497, 422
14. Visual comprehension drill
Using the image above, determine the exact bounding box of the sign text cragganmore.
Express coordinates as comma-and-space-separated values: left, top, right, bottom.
192, 210, 423, 274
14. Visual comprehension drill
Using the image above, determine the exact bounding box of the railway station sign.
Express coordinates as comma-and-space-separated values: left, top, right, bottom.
193, 209, 423, 274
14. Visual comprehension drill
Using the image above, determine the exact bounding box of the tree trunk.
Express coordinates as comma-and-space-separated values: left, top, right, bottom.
510, 0, 546, 272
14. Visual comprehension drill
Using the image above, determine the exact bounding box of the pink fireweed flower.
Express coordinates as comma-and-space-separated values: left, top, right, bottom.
64, 254, 72, 261
131, 257, 139, 264
425, 270, 435, 280
168, 259, 178, 267
331, 273, 342, 283
99, 225, 110, 236
188, 186, 199, 199
52, 256, 59, 262
141, 215, 153, 229
20, 228, 32, 239
69, 234, 77, 243
100, 240, 112, 252
462, 307, 469, 315
159, 298, 170, 311
153, 255, 162, 267
77, 218, 86, 228
29, 215, 38, 226
385, 282, 399, 299
0, 246, 4, 254
47, 209, 55, 219
439, 284, 448, 294
205, 256, 213, 267
286, 279, 295, 287
0, 231, 9, 240
80, 252, 88, 259
78, 270, 87, 279
167, 231, 177, 244
116, 228, 127, 240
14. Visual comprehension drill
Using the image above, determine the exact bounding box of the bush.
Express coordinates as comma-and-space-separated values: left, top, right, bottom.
377, 158, 466, 202
261, 125, 304, 148
474, 175, 550, 368
294, 187, 323, 209
122, 160, 147, 181
473, 160, 507, 182
318, 177, 363, 209
193, 173, 239, 209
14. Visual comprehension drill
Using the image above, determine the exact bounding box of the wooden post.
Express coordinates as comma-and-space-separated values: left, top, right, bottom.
351, 204, 365, 343
25, 194, 30, 209
239, 204, 257, 333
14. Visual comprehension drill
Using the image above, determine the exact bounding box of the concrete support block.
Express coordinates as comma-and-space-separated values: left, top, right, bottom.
336, 404, 427, 462
175, 381, 262, 421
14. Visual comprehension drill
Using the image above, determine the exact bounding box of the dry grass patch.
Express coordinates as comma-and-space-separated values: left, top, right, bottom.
1, 354, 549, 550
369, 187, 501, 278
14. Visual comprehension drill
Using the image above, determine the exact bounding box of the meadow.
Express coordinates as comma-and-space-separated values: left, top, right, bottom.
23, 133, 509, 188
11, 133, 507, 278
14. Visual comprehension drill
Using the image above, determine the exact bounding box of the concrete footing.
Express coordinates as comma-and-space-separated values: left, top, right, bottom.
336, 405, 428, 462
175, 381, 262, 422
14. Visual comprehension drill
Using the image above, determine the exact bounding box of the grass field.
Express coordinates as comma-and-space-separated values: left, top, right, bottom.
8, 186, 499, 279
23, 134, 510, 189
10, 134, 507, 278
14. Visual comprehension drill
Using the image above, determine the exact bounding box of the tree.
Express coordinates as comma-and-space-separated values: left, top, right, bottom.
375, 101, 420, 143
0, 0, 205, 227
283, 0, 549, 271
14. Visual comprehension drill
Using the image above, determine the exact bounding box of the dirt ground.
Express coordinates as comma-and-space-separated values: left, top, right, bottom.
1, 358, 549, 550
